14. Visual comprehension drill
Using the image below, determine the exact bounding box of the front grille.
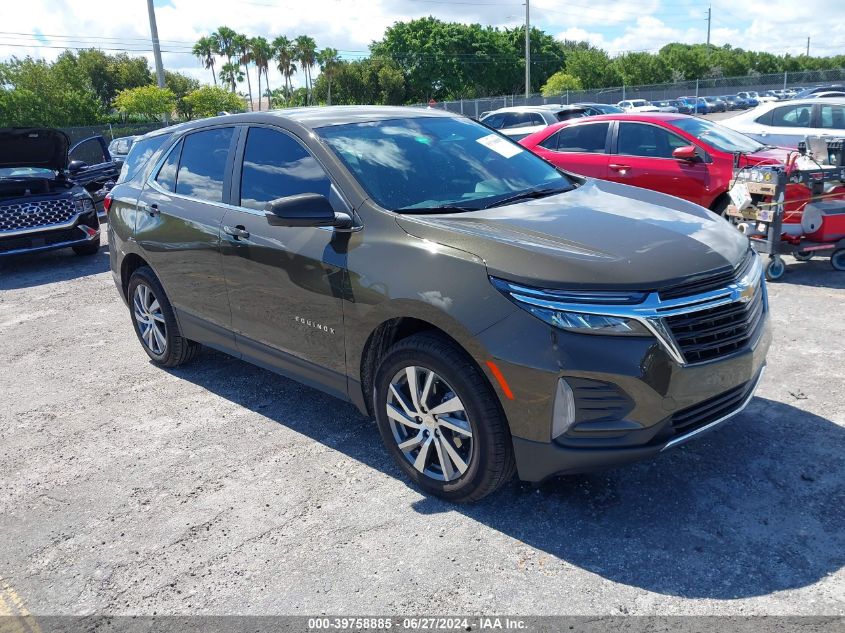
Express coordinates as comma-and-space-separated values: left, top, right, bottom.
0, 198, 77, 233
671, 378, 754, 435
665, 282, 765, 364
659, 251, 754, 301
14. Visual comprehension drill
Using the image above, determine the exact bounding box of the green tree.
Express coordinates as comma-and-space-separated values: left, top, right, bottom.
234, 33, 254, 109
182, 85, 245, 118
192, 36, 218, 86
219, 62, 244, 93
165, 71, 201, 119
316, 47, 340, 105
272, 36, 297, 102
113, 85, 175, 120
612, 52, 671, 86
250, 36, 273, 110
540, 71, 582, 96
564, 44, 621, 89
295, 35, 318, 104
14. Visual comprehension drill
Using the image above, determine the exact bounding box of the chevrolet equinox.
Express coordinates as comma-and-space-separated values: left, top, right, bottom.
108, 107, 770, 502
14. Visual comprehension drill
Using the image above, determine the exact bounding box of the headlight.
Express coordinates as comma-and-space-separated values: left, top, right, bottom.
491, 277, 652, 337
74, 197, 95, 213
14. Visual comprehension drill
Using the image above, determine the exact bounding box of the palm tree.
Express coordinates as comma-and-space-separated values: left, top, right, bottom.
272, 36, 297, 103
317, 47, 340, 106
192, 36, 217, 86
213, 26, 238, 67
250, 37, 273, 111
219, 61, 244, 94
294, 35, 317, 104
234, 33, 254, 110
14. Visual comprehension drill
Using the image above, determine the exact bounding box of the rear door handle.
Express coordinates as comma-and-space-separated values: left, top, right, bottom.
143, 203, 160, 216
609, 163, 631, 172
223, 225, 250, 240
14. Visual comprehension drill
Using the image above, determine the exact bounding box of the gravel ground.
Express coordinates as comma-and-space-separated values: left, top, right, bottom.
0, 233, 843, 617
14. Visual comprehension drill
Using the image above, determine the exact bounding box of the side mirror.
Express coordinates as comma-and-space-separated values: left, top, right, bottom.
672, 145, 698, 161
265, 193, 353, 229
67, 160, 88, 173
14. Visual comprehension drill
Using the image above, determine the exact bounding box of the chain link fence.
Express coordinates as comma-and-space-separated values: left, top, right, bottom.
422, 68, 845, 118
59, 122, 169, 144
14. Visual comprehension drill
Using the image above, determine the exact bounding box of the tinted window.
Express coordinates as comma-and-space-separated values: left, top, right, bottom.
239, 127, 332, 210
770, 105, 812, 128
617, 123, 688, 158
554, 123, 609, 153
155, 138, 182, 193
501, 113, 531, 129
69, 137, 108, 166
174, 127, 234, 202
482, 114, 504, 128
819, 104, 845, 129
120, 134, 168, 183
538, 130, 561, 150
529, 113, 545, 126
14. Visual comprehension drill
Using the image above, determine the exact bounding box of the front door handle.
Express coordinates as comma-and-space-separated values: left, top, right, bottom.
609, 163, 631, 173
223, 225, 250, 240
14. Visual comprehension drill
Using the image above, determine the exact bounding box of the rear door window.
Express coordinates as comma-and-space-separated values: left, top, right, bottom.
174, 127, 235, 202
555, 123, 610, 153
770, 105, 812, 128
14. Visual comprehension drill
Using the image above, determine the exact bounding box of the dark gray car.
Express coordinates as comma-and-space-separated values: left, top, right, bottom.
108, 107, 770, 502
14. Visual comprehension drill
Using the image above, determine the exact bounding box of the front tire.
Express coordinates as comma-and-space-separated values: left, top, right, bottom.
373, 332, 515, 502
127, 266, 200, 367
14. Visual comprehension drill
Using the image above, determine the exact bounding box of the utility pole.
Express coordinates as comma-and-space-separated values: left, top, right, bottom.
146, 0, 166, 89
806, 36, 810, 56
705, 5, 711, 54
525, 0, 530, 100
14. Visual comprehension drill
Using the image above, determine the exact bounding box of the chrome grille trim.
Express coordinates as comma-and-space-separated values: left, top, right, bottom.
0, 198, 78, 234
499, 252, 765, 366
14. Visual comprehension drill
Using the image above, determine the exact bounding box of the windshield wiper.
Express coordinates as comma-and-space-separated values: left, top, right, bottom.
481, 186, 570, 209
395, 204, 480, 214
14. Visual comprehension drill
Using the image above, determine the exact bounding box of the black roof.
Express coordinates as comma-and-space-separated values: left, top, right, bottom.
146, 105, 457, 139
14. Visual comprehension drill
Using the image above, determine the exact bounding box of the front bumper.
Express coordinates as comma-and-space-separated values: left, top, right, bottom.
0, 210, 100, 257
478, 282, 771, 483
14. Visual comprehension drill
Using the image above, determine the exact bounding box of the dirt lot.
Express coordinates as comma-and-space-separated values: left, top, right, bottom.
1, 233, 843, 616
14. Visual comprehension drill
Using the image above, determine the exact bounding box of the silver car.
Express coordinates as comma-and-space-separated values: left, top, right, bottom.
480, 105, 589, 140
720, 98, 845, 148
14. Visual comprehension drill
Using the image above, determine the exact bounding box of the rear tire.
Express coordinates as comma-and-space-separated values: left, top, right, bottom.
127, 266, 200, 367
831, 249, 845, 271
373, 332, 515, 502
793, 250, 814, 262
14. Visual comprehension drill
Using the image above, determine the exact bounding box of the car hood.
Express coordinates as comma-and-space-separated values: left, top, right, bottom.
0, 128, 69, 172
740, 146, 791, 165
395, 178, 749, 290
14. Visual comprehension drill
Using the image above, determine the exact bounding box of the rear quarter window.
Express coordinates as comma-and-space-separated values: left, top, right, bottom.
118, 134, 169, 184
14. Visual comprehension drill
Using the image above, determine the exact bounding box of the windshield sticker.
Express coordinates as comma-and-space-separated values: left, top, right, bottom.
477, 134, 522, 158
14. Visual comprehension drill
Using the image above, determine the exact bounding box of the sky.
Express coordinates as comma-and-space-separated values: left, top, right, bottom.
1, 0, 843, 92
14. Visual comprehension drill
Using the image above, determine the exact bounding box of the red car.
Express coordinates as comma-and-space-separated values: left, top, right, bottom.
519, 113, 815, 218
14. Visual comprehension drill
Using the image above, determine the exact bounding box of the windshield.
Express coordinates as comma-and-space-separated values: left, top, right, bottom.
0, 167, 56, 179
318, 116, 573, 212
672, 117, 764, 153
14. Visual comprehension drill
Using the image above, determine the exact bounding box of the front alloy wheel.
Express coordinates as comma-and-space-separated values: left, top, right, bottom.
387, 366, 473, 482
133, 283, 167, 356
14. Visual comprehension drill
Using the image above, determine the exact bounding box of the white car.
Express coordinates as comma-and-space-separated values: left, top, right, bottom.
616, 99, 660, 113
720, 98, 845, 148
479, 105, 589, 140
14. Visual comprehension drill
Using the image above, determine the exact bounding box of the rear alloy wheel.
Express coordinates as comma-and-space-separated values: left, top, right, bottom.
127, 266, 200, 367
373, 333, 515, 502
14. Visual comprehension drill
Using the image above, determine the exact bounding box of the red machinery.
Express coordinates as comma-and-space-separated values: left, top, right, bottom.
726, 138, 845, 280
